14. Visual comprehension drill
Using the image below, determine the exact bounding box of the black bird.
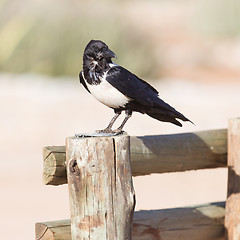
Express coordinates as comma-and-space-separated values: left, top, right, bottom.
79, 40, 192, 133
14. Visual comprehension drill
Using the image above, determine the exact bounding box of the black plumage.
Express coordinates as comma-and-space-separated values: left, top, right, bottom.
79, 40, 192, 133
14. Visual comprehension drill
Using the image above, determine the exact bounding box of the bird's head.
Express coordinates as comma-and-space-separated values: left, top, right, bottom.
83, 40, 117, 64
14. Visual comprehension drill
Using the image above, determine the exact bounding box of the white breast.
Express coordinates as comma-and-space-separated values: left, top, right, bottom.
86, 74, 130, 108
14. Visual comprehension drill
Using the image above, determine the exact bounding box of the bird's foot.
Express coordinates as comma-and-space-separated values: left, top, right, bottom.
95, 128, 125, 136
95, 128, 114, 134
112, 128, 124, 134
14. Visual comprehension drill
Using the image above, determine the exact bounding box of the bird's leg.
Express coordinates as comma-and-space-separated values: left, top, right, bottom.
105, 111, 121, 130
114, 110, 132, 133
96, 110, 121, 133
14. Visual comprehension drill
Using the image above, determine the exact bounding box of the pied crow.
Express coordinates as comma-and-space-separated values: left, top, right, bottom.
79, 40, 193, 133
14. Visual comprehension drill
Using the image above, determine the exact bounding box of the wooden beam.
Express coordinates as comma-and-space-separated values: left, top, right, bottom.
66, 134, 135, 240
35, 220, 70, 240
35, 202, 225, 240
42, 129, 227, 185
225, 118, 240, 239
42, 146, 66, 185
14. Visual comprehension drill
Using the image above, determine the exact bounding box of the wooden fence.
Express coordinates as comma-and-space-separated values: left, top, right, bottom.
35, 118, 240, 240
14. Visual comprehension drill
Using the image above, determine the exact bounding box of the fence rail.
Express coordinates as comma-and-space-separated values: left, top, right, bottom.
36, 202, 225, 240
43, 129, 227, 185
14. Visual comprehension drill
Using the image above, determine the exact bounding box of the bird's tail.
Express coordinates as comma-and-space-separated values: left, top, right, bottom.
146, 109, 193, 127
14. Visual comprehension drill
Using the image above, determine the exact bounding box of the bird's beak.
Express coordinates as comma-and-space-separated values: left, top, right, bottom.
102, 48, 117, 59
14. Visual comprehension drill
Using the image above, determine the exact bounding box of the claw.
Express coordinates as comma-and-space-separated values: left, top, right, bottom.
95, 128, 125, 136
95, 128, 114, 134
112, 129, 124, 134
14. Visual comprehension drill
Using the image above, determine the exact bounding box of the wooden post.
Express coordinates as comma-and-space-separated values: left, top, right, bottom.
225, 118, 240, 239
66, 134, 135, 240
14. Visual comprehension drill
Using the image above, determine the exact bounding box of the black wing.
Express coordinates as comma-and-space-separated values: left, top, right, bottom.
79, 71, 90, 93
106, 66, 177, 112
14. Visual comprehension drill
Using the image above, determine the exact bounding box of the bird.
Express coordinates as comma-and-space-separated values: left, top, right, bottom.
79, 40, 193, 133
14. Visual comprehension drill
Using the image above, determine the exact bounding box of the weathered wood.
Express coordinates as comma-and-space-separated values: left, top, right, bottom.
66, 134, 135, 240
35, 219, 70, 240
43, 129, 227, 185
36, 202, 225, 240
131, 128, 226, 176
43, 146, 66, 185
225, 118, 240, 239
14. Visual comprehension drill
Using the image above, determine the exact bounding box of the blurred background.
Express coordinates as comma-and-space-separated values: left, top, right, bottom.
1, 0, 240, 239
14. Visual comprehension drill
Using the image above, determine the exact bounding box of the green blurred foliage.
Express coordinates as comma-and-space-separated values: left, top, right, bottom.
194, 0, 240, 37
0, 0, 239, 78
0, 0, 155, 78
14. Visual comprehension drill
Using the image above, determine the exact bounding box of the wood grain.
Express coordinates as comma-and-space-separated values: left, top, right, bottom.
225, 118, 240, 239
35, 220, 70, 240
66, 134, 135, 240
36, 202, 225, 240
43, 129, 227, 185
42, 146, 66, 185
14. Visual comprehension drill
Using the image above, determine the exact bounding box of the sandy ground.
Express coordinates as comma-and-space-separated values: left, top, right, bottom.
1, 73, 239, 239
